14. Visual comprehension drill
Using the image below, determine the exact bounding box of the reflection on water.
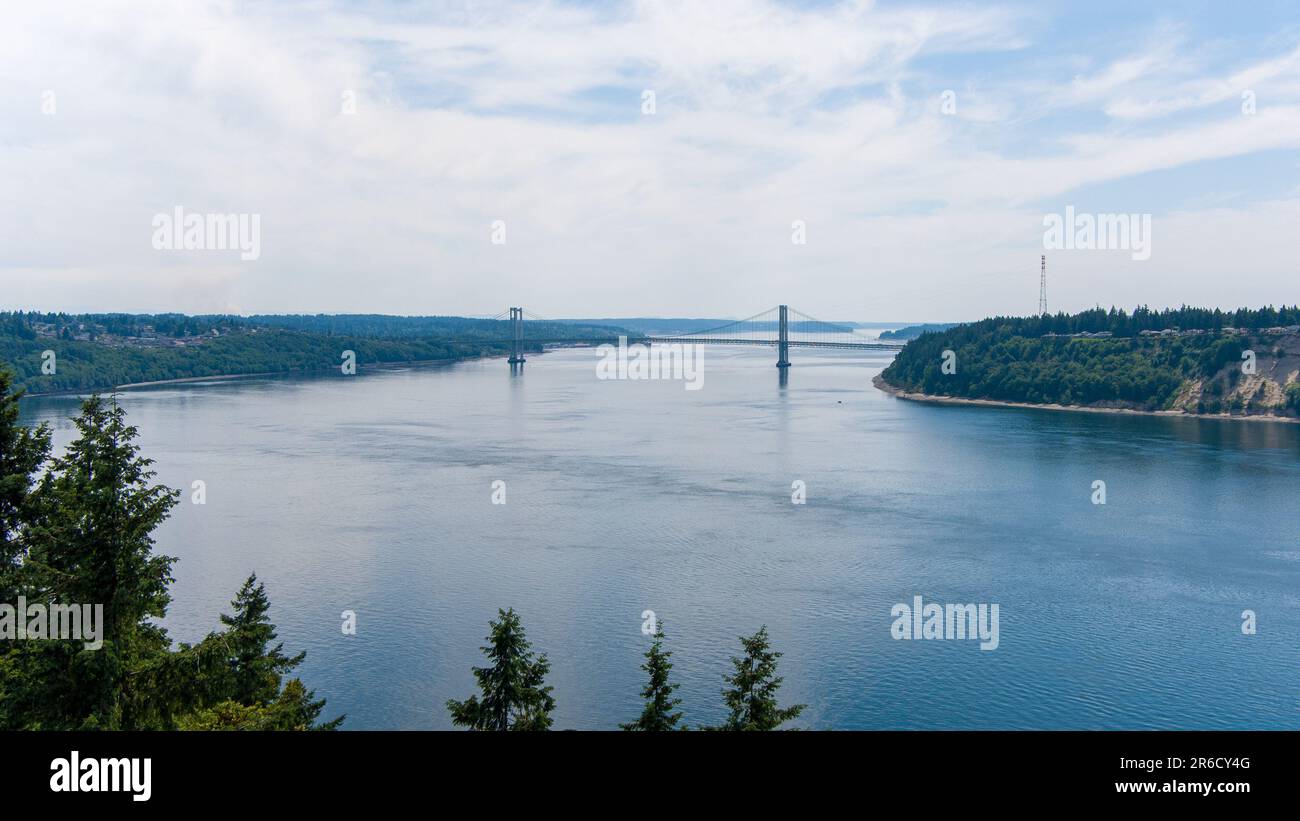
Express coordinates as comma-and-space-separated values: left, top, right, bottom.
18, 347, 1300, 729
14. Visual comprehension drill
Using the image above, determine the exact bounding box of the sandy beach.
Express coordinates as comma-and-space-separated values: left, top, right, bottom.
872, 374, 1300, 424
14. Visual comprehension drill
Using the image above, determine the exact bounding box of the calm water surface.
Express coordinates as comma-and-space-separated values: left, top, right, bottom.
19, 347, 1300, 729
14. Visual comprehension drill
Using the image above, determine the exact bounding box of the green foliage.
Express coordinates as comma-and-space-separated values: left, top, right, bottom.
175, 699, 273, 730
879, 323, 958, 340
621, 623, 684, 731
0, 328, 508, 395
0, 371, 52, 720
1198, 337, 1244, 377
0, 311, 640, 395
267, 679, 344, 730
15, 396, 179, 729
177, 680, 341, 731
0, 376, 340, 730
177, 680, 342, 730
712, 626, 805, 731
244, 313, 626, 341
927, 304, 1299, 338
447, 608, 555, 731
880, 306, 1300, 411
0, 371, 50, 602
219, 574, 306, 705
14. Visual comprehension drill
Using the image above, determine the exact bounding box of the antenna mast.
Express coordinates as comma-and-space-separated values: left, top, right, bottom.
1038, 254, 1048, 315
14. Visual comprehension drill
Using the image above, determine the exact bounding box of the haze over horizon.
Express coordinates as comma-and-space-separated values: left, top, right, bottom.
4, 1, 1299, 320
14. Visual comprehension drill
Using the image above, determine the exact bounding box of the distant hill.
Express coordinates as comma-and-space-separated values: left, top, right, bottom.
245, 314, 625, 339
878, 306, 1300, 419
879, 323, 960, 340
558, 318, 911, 335
553, 318, 734, 335
0, 312, 635, 395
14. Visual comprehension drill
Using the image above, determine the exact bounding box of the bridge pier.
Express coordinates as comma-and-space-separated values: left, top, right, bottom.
507, 307, 526, 364
776, 304, 791, 368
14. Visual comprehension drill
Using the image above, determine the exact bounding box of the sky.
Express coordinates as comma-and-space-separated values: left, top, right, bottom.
2, 0, 1299, 321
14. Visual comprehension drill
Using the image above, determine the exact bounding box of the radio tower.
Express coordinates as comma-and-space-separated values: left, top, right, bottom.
1038, 254, 1048, 315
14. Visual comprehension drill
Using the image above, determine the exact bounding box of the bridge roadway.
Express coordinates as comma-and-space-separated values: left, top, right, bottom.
472, 337, 904, 351
494, 304, 906, 366
642, 336, 903, 350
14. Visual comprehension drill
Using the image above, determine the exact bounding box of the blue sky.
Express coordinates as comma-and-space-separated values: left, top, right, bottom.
2, 0, 1299, 320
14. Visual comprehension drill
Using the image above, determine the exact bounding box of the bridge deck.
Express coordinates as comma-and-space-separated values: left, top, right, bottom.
456, 336, 903, 351
643, 336, 904, 350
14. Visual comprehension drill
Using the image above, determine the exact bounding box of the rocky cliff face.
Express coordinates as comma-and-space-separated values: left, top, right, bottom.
1169, 333, 1300, 417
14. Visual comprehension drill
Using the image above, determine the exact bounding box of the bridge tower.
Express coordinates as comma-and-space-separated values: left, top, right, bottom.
508, 307, 526, 364
1039, 255, 1048, 315
776, 304, 791, 368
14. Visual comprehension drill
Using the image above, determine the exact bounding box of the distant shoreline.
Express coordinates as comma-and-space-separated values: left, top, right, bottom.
872, 374, 1300, 425
23, 352, 528, 398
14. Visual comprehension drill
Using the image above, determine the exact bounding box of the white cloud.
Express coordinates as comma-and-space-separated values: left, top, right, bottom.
1, 0, 1298, 320
1106, 44, 1300, 120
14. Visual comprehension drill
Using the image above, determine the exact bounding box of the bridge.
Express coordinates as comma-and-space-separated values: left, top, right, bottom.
487, 305, 903, 368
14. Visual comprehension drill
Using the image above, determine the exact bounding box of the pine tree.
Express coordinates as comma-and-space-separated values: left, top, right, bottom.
621, 623, 683, 731
447, 608, 555, 730
0, 369, 50, 601
20, 395, 179, 729
0, 371, 51, 728
0, 388, 341, 730
174, 698, 267, 730
714, 626, 805, 731
176, 680, 343, 730
219, 573, 305, 705
266, 678, 344, 730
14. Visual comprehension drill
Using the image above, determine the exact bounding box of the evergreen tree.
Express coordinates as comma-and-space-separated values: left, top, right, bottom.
0, 369, 50, 601
19, 395, 179, 729
621, 623, 683, 731
174, 698, 268, 730
178, 679, 343, 730
219, 573, 305, 705
0, 370, 51, 728
266, 678, 344, 730
714, 626, 804, 731
0, 389, 340, 730
447, 608, 555, 730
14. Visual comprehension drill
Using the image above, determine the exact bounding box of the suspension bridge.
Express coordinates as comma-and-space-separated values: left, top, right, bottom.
485, 305, 903, 368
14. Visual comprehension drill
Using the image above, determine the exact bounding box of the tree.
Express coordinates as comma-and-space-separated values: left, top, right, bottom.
266, 678, 344, 730
0, 370, 52, 727
621, 623, 683, 731
0, 388, 340, 730
0, 369, 50, 601
714, 626, 804, 731
175, 699, 269, 730
447, 608, 555, 730
219, 573, 305, 705
178, 680, 342, 730
207, 574, 341, 729
19, 395, 179, 729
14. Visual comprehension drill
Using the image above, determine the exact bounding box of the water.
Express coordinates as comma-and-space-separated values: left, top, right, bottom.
17, 346, 1300, 729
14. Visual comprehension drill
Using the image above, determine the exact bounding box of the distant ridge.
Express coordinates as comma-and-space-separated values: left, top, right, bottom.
556, 318, 924, 335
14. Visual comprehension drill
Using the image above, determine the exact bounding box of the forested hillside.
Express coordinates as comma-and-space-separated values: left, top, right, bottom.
0, 312, 632, 394
880, 323, 959, 340
879, 306, 1300, 417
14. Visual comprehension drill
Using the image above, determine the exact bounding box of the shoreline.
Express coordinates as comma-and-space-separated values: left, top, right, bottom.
22, 351, 533, 398
871, 374, 1300, 425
